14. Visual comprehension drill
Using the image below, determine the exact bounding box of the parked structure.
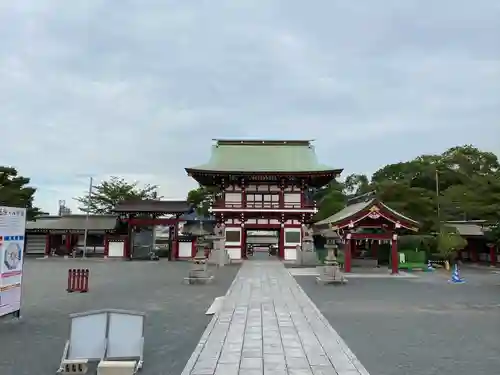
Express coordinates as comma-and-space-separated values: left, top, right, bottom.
185, 139, 342, 260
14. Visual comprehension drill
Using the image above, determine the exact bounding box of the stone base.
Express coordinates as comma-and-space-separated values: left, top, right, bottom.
183, 275, 214, 285
315, 276, 347, 285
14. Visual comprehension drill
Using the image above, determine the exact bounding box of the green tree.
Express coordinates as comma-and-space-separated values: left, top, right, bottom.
437, 227, 467, 263
370, 145, 500, 226
186, 185, 219, 216
75, 176, 159, 214
313, 180, 346, 221
0, 166, 45, 220
344, 174, 371, 196
373, 180, 437, 231
485, 221, 500, 247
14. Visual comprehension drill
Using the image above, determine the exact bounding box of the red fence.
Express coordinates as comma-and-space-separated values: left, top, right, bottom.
67, 269, 89, 293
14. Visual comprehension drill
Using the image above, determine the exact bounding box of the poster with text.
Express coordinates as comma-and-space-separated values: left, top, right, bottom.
0, 206, 26, 317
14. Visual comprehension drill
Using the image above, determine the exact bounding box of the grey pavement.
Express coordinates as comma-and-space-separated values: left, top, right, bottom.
0, 258, 239, 375
296, 269, 500, 375
182, 260, 369, 375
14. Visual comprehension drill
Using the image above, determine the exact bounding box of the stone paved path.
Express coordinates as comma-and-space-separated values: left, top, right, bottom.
181, 260, 370, 375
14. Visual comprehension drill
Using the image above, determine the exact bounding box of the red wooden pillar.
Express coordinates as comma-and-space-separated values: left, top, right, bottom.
344, 234, 352, 272
191, 238, 197, 258
391, 233, 399, 274
124, 220, 132, 259
103, 233, 109, 258
172, 222, 179, 259
44, 233, 51, 257
279, 225, 285, 259
279, 182, 285, 209
241, 225, 247, 259
489, 244, 497, 267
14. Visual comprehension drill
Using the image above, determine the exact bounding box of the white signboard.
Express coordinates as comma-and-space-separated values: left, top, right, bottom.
0, 206, 26, 317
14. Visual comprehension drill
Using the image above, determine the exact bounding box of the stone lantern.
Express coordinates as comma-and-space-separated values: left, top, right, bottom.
316, 229, 346, 285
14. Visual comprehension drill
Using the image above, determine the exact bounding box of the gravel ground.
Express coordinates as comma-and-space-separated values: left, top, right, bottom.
0, 258, 239, 375
296, 268, 500, 375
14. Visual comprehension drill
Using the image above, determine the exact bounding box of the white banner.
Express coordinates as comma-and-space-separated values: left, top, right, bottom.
0, 206, 26, 317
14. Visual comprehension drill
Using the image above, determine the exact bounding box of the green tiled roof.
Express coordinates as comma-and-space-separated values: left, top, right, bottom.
187, 140, 338, 173
314, 198, 419, 230
315, 200, 374, 228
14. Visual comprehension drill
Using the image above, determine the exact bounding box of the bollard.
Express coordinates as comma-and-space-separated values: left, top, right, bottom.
81, 269, 89, 293
77, 269, 83, 291
67, 269, 90, 293
67, 269, 74, 292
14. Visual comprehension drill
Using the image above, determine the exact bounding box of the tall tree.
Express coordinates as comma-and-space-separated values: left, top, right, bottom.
75, 176, 159, 214
369, 145, 500, 225
313, 180, 346, 221
0, 166, 45, 220
344, 174, 371, 197
186, 185, 218, 216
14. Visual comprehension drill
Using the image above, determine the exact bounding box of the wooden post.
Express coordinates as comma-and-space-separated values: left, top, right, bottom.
103, 233, 109, 258
173, 221, 179, 260
344, 234, 352, 273
391, 233, 399, 274
191, 238, 197, 258
279, 225, 285, 259
489, 244, 497, 267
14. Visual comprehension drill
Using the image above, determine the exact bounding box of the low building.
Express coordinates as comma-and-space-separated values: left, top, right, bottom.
25, 215, 119, 257
445, 220, 498, 266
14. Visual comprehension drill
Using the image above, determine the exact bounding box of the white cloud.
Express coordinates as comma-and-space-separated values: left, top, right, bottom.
0, 0, 498, 213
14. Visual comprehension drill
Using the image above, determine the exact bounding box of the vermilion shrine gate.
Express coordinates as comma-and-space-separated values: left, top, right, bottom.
185, 139, 342, 261
315, 195, 420, 273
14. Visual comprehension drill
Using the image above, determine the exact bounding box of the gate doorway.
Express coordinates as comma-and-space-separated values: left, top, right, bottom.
245, 229, 279, 259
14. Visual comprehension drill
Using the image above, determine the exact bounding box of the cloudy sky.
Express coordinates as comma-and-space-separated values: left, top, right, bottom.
1, 1, 499, 214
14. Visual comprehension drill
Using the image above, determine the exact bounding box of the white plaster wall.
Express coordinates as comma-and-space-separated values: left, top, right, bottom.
226, 248, 242, 260
178, 242, 192, 258
284, 248, 297, 260
108, 241, 124, 257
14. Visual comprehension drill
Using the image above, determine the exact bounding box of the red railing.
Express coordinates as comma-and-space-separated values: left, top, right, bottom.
213, 201, 316, 209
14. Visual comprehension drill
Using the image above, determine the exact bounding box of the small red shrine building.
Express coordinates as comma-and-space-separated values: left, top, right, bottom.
25, 200, 191, 259
315, 196, 420, 273
185, 139, 342, 261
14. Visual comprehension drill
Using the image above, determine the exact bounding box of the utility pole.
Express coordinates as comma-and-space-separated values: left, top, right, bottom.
82, 176, 93, 258
435, 169, 441, 228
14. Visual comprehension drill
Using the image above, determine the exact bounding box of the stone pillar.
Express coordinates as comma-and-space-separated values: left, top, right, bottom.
391, 233, 399, 274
